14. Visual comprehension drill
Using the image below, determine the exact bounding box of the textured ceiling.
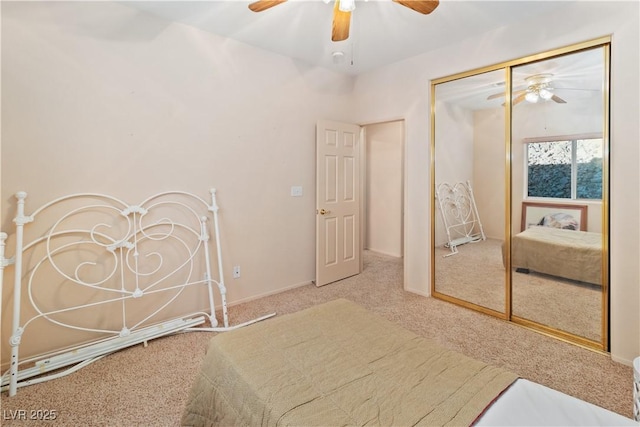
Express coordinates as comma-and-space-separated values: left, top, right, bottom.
123, 1, 575, 76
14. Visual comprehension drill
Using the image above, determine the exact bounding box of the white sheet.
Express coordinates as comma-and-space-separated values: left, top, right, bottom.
475, 379, 637, 426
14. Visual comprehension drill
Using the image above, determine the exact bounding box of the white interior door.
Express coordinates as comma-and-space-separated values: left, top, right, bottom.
316, 120, 361, 287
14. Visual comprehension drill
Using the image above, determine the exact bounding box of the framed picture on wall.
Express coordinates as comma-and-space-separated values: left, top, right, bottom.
521, 202, 588, 231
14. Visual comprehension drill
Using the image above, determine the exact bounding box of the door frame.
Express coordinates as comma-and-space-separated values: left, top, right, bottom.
315, 117, 407, 287
358, 118, 407, 283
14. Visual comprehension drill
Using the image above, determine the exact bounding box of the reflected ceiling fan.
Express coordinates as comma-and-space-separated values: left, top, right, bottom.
487, 74, 568, 106
248, 0, 440, 42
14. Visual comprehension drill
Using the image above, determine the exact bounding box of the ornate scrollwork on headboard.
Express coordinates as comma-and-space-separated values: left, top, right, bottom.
1, 189, 274, 396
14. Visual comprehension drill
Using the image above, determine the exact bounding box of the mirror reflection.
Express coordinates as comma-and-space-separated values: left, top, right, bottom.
510, 47, 606, 342
433, 69, 506, 314
432, 41, 608, 348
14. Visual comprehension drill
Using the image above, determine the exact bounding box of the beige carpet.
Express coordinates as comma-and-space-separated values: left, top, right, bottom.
0, 251, 633, 426
435, 238, 602, 341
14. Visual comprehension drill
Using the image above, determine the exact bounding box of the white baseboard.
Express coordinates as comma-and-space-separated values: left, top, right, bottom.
405, 287, 430, 298
611, 354, 634, 367
226, 280, 314, 308
365, 248, 402, 258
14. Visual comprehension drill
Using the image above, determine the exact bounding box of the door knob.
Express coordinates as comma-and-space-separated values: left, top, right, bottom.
318, 208, 331, 215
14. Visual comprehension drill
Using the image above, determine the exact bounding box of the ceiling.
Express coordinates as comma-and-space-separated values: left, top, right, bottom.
123, 1, 575, 76
436, 46, 605, 110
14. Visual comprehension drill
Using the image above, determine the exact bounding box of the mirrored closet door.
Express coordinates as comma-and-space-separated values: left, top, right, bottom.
431, 38, 610, 350
510, 45, 608, 346
432, 69, 507, 316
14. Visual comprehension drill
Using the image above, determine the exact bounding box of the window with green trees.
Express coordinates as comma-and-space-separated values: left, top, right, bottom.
526, 137, 602, 200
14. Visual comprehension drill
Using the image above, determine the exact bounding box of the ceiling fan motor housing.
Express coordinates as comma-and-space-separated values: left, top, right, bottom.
525, 74, 555, 102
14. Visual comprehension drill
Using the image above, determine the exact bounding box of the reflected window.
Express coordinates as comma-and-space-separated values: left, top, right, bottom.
526, 137, 602, 200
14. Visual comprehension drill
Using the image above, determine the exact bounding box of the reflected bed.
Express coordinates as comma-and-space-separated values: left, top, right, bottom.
511, 226, 602, 285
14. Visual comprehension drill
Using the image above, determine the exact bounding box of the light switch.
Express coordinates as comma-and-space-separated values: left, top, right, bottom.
291, 186, 303, 197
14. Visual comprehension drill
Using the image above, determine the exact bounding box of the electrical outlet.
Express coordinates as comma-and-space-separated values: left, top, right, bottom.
233, 265, 240, 279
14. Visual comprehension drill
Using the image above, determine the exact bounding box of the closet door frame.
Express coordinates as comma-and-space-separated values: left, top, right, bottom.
430, 36, 611, 352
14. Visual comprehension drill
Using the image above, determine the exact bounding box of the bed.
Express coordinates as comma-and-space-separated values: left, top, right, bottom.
181, 299, 635, 426
511, 226, 602, 285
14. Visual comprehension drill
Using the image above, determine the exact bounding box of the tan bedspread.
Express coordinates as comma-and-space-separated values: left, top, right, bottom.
181, 299, 517, 426
511, 226, 602, 285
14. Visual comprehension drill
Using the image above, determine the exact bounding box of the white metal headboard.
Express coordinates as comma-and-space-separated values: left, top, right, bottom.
0, 188, 274, 396
435, 181, 486, 256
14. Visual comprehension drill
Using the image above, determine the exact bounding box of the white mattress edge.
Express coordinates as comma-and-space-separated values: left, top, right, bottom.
474, 378, 638, 426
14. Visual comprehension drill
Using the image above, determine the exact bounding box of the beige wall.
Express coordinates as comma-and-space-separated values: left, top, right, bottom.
1, 2, 356, 364
364, 121, 403, 257
434, 101, 474, 246
473, 108, 506, 240
352, 1, 639, 364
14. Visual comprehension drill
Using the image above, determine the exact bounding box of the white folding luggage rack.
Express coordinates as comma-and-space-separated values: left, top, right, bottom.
0, 188, 274, 397
436, 181, 486, 256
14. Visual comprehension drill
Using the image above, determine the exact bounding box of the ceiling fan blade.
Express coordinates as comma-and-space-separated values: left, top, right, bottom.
552, 94, 567, 104
392, 0, 439, 14
487, 89, 525, 101
512, 93, 527, 106
487, 92, 504, 101
248, 0, 287, 13
332, 0, 351, 42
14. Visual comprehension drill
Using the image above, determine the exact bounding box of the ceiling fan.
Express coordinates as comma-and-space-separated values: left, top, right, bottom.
487, 74, 568, 106
248, 0, 440, 42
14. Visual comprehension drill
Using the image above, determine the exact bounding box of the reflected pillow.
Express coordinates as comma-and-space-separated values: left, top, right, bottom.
537, 213, 578, 230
